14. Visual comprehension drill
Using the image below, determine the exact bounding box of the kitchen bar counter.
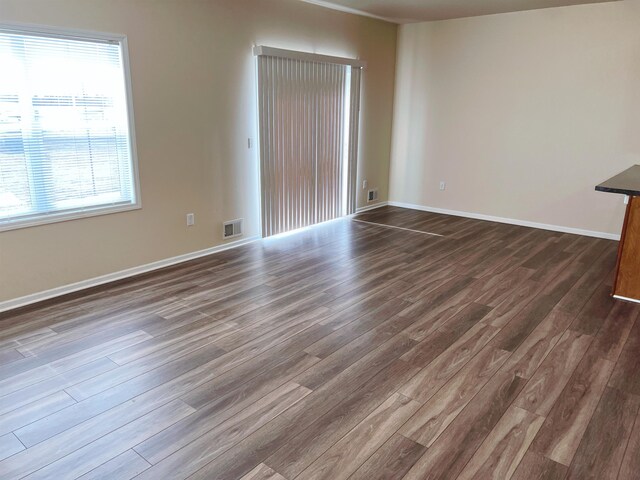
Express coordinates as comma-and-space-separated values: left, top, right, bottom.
596, 165, 640, 303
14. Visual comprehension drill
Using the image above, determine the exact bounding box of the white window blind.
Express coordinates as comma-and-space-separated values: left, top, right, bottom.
0, 26, 139, 231
255, 47, 362, 237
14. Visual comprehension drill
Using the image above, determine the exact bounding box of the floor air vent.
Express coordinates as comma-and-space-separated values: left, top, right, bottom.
223, 219, 243, 239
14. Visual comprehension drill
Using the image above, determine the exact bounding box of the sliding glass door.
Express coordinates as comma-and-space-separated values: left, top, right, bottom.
255, 47, 362, 237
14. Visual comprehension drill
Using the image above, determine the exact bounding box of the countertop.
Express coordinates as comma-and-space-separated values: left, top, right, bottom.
596, 165, 640, 196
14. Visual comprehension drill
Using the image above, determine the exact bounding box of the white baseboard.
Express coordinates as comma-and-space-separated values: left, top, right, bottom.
387, 201, 620, 241
355, 201, 388, 214
613, 295, 640, 303
614, 295, 640, 304
0, 235, 261, 314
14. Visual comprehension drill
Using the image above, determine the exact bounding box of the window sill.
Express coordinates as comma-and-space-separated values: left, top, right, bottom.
0, 202, 142, 232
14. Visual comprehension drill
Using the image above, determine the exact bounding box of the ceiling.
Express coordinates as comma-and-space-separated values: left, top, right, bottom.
302, 0, 620, 23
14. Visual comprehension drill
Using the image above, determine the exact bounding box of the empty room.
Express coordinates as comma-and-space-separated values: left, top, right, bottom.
1, 0, 640, 478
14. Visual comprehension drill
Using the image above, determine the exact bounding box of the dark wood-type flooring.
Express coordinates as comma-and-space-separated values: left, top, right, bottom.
1, 206, 640, 479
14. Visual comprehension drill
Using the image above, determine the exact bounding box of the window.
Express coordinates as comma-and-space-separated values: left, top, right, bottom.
0, 25, 140, 231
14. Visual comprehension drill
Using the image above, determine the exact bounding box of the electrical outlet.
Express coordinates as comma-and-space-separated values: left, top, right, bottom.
362, 179, 368, 190
186, 213, 195, 226
439, 181, 446, 191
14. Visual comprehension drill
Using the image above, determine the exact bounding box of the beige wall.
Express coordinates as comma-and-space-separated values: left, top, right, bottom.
389, 1, 640, 237
0, 0, 397, 304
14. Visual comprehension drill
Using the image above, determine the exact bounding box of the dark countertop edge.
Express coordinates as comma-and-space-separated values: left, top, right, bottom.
595, 165, 640, 197
595, 185, 640, 196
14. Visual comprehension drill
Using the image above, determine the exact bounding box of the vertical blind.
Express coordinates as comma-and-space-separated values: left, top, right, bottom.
255, 47, 362, 237
0, 28, 137, 230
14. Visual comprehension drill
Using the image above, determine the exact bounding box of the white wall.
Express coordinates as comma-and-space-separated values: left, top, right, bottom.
0, 0, 397, 304
389, 0, 640, 237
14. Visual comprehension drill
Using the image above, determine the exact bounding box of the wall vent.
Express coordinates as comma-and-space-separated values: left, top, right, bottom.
223, 219, 243, 239
367, 189, 379, 203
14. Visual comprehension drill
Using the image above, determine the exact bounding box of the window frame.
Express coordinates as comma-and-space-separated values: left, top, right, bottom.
0, 22, 141, 232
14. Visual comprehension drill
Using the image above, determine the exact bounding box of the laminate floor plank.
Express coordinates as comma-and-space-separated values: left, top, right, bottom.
266, 359, 421, 479
402, 369, 527, 480
398, 262, 459, 304
14, 318, 142, 357
482, 279, 542, 328
474, 265, 535, 307
295, 393, 421, 480
0, 390, 76, 437
398, 280, 485, 344
239, 464, 286, 480
41, 307, 174, 342
500, 307, 576, 380
12, 343, 224, 448
0, 357, 119, 417
400, 302, 493, 368
177, 321, 332, 410
137, 352, 320, 463
348, 433, 426, 480
522, 236, 574, 270
399, 321, 500, 403
590, 301, 639, 362
107, 317, 238, 366
608, 317, 640, 396
325, 278, 413, 321
23, 399, 195, 480
555, 244, 618, 316
214, 294, 340, 354
135, 383, 311, 480
0, 207, 626, 480
510, 451, 568, 480
0, 348, 24, 366
399, 346, 511, 447
65, 332, 228, 401
569, 281, 617, 335
565, 387, 640, 480
295, 323, 418, 392
0, 327, 57, 350
76, 449, 151, 480
2, 388, 194, 479
530, 349, 616, 466
188, 357, 402, 480
491, 295, 561, 353
514, 329, 593, 416
456, 405, 545, 480
619, 404, 640, 480
0, 432, 24, 462
305, 297, 412, 358
0, 330, 152, 396
539, 254, 598, 303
